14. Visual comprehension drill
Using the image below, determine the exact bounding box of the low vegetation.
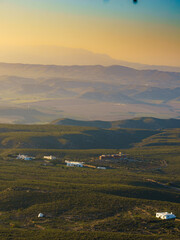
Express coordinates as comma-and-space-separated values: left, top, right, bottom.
0, 123, 160, 149
0, 123, 179, 239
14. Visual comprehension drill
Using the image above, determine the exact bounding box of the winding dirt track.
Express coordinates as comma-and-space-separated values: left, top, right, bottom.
146, 179, 180, 192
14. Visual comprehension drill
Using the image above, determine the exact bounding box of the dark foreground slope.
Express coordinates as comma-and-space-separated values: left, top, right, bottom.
0, 146, 180, 240
0, 122, 180, 239
51, 117, 180, 130
0, 124, 159, 149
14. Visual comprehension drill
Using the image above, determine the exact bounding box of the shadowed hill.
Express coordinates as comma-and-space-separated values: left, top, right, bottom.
51, 117, 180, 130
51, 118, 112, 128
0, 124, 158, 149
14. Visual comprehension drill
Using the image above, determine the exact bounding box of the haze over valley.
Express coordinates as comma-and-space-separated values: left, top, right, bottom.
0, 63, 179, 124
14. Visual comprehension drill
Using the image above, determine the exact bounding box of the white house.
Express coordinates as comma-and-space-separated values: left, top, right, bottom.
38, 213, 44, 218
43, 155, 56, 160
65, 161, 83, 167
97, 167, 106, 170
17, 154, 34, 160
156, 212, 176, 220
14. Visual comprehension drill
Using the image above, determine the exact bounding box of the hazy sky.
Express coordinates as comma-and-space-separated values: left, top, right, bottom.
0, 0, 180, 66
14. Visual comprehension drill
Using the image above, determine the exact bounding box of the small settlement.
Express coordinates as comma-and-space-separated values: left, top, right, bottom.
16, 152, 130, 169
16, 153, 178, 221
17, 152, 132, 169
16, 151, 132, 170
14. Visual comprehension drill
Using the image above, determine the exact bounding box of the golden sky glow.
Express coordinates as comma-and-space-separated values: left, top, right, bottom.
0, 0, 179, 66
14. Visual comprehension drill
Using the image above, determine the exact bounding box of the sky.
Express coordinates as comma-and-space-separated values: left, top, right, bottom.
0, 0, 180, 66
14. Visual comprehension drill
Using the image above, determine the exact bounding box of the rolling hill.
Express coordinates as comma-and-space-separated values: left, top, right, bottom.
51, 117, 180, 130
0, 125, 179, 240
0, 63, 179, 84
0, 124, 158, 149
0, 121, 179, 240
0, 63, 180, 122
0, 121, 179, 150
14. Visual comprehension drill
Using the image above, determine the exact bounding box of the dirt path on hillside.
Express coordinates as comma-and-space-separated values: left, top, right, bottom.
146, 179, 180, 192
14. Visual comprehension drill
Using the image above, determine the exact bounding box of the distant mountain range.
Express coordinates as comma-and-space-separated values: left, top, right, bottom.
0, 106, 61, 124
51, 117, 180, 130
0, 62, 179, 123
1, 46, 180, 72
0, 63, 180, 83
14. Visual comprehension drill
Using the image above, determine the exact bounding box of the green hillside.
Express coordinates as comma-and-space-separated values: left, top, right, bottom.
0, 145, 180, 240
51, 117, 180, 130
135, 128, 180, 147
0, 123, 179, 239
0, 124, 158, 149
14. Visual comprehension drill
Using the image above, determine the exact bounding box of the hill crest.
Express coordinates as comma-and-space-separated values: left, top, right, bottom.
51, 117, 180, 130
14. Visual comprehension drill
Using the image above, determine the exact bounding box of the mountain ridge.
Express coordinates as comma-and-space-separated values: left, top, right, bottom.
1, 45, 180, 72
51, 117, 180, 130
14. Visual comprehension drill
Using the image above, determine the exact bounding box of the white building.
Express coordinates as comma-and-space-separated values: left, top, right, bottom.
17, 154, 34, 160
43, 155, 56, 160
65, 161, 83, 167
156, 212, 176, 220
38, 213, 44, 218
97, 167, 106, 170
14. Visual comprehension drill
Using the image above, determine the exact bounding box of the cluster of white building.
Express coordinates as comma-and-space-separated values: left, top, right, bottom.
65, 160, 106, 169
17, 154, 57, 161
37, 211, 176, 220
16, 155, 106, 170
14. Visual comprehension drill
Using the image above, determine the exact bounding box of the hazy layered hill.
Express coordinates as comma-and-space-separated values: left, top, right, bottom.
51, 117, 180, 130
0, 63, 180, 86
0, 62, 180, 123
1, 45, 180, 72
133, 87, 180, 101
